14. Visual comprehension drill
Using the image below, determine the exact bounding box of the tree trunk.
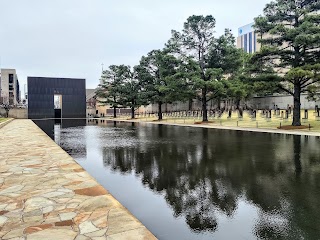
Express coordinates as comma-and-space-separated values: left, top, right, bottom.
131, 99, 135, 119
202, 88, 208, 122
113, 107, 117, 118
113, 96, 117, 118
158, 102, 163, 120
235, 99, 240, 110
188, 99, 193, 111
292, 84, 301, 126
217, 98, 221, 110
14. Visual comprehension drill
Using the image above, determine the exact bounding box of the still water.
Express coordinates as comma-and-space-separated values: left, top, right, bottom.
34, 119, 320, 239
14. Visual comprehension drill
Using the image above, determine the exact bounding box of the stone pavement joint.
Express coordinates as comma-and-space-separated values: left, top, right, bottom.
0, 119, 157, 240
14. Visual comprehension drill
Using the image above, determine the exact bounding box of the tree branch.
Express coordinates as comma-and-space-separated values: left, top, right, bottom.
278, 84, 294, 95
301, 79, 320, 89
206, 90, 220, 102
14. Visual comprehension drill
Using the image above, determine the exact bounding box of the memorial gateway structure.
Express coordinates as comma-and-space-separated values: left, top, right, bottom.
28, 77, 86, 119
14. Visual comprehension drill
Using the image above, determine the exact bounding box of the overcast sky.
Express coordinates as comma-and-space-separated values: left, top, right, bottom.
0, 0, 270, 94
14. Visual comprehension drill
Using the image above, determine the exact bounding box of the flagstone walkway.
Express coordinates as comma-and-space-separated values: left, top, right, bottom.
0, 120, 156, 240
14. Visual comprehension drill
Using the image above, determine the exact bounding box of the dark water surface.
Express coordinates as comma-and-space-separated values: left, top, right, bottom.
34, 119, 320, 240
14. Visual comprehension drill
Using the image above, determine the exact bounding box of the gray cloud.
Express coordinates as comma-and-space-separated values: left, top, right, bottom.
0, 0, 270, 93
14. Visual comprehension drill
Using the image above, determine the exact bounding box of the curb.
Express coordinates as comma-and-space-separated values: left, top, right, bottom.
0, 118, 14, 129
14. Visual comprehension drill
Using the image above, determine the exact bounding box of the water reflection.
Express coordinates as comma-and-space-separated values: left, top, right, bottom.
33, 119, 56, 140
294, 135, 302, 177
35, 120, 320, 239
100, 124, 320, 239
33, 119, 87, 158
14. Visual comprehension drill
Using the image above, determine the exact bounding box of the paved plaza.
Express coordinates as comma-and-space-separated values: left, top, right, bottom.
0, 120, 156, 240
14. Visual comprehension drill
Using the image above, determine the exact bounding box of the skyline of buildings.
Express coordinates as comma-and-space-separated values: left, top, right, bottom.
0, 18, 306, 110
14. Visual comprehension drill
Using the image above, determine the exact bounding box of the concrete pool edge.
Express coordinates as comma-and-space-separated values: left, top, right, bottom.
0, 118, 14, 129
0, 119, 157, 239
101, 118, 320, 137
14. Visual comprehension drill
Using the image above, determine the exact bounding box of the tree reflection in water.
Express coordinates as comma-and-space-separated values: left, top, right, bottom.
101, 124, 320, 238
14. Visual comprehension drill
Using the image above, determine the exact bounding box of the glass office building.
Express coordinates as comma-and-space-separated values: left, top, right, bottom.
237, 23, 260, 54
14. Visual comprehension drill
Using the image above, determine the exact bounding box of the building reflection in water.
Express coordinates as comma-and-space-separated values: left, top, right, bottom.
33, 119, 87, 159
37, 119, 320, 239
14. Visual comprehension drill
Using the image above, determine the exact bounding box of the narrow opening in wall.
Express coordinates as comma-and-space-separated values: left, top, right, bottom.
54, 94, 62, 118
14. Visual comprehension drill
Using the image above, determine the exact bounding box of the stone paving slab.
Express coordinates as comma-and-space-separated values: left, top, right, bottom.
0, 120, 157, 240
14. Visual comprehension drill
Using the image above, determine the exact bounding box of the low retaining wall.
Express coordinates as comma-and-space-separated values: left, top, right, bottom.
144, 94, 320, 113
0, 108, 28, 118
0, 118, 14, 129
248, 94, 320, 110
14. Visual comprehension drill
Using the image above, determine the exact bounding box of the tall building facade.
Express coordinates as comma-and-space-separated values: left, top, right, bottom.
236, 23, 261, 54
0, 69, 20, 105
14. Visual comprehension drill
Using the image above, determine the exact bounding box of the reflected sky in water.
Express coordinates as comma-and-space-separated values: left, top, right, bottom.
34, 119, 320, 240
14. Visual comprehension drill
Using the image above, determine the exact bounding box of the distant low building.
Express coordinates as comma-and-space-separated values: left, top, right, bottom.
86, 89, 97, 108
0, 69, 20, 105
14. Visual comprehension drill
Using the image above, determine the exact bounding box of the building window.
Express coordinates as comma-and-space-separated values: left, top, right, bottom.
9, 92, 14, 105
254, 32, 257, 52
249, 32, 252, 53
9, 74, 14, 84
244, 34, 248, 53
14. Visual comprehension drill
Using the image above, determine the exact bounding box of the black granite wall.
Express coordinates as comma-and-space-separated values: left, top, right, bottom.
28, 77, 86, 119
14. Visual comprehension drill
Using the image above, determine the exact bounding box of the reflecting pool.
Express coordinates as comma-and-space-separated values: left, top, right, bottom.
34, 119, 320, 239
